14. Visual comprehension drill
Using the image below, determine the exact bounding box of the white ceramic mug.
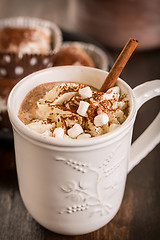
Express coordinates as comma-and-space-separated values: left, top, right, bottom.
7, 66, 160, 235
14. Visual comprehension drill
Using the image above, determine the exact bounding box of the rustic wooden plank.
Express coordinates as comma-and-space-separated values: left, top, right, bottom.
0, 170, 45, 240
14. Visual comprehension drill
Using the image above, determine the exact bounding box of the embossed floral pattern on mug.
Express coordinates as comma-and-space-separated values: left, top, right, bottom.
55, 144, 124, 216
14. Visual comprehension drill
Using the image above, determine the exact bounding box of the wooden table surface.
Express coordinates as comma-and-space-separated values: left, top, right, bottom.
0, 1, 160, 239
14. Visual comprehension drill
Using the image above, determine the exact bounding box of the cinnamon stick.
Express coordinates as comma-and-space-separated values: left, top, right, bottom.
100, 38, 139, 92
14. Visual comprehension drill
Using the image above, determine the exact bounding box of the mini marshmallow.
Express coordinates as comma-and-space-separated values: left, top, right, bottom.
107, 86, 120, 94
67, 123, 83, 139
27, 121, 52, 134
112, 101, 126, 111
115, 109, 125, 123
77, 101, 90, 117
112, 102, 118, 110
37, 101, 50, 112
53, 127, 64, 138
94, 113, 109, 126
108, 123, 120, 132
103, 92, 119, 101
102, 92, 113, 100
79, 86, 92, 99
103, 86, 120, 101
77, 133, 91, 139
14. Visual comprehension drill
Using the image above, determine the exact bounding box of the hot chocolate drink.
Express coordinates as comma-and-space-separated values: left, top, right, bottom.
18, 82, 129, 139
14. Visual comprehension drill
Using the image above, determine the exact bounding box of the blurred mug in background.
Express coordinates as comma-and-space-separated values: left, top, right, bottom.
68, 0, 160, 50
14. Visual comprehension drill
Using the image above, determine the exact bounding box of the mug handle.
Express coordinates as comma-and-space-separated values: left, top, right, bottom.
128, 80, 160, 173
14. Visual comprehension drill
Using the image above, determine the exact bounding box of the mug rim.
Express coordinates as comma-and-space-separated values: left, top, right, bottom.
7, 66, 137, 148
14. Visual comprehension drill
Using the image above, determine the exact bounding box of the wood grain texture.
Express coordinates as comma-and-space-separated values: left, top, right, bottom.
0, 0, 160, 239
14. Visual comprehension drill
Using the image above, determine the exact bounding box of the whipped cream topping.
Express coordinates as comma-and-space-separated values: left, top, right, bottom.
26, 82, 129, 139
